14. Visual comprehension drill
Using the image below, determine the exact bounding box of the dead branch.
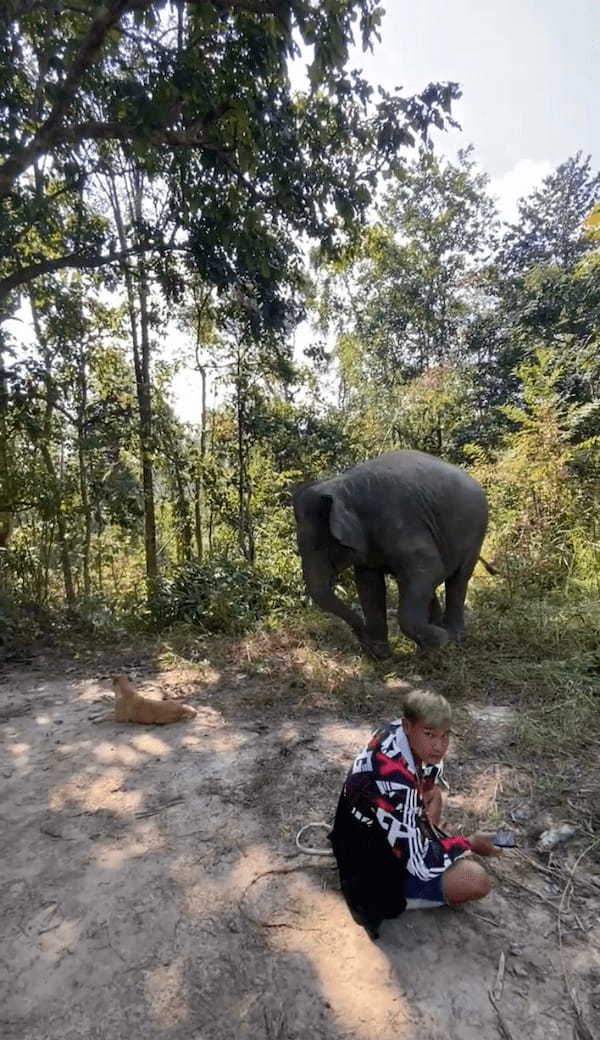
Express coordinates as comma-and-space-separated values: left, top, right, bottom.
492, 950, 506, 1001
488, 992, 517, 1040
557, 839, 600, 1040
134, 795, 185, 818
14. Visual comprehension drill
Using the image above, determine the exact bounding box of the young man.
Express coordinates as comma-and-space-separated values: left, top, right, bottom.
329, 689, 499, 939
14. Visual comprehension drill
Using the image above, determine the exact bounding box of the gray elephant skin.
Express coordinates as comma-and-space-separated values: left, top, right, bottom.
292, 449, 488, 657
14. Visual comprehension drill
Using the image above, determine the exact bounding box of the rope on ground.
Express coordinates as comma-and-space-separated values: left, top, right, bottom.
239, 865, 324, 931
295, 821, 334, 856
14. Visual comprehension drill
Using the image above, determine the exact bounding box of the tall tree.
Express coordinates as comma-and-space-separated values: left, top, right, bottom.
494, 155, 600, 409
317, 148, 498, 422
0, 0, 459, 316
499, 153, 600, 274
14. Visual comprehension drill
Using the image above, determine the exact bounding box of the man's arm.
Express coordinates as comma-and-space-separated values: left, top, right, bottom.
373, 775, 472, 882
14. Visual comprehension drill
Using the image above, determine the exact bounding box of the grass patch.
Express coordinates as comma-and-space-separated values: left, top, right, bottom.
512, 681, 600, 756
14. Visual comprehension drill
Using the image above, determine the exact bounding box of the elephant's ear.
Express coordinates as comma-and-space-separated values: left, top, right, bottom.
326, 492, 368, 557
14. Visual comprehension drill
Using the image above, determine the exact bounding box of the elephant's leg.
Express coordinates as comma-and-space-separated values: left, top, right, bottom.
443, 557, 478, 642
397, 578, 449, 650
354, 566, 391, 659
429, 592, 444, 626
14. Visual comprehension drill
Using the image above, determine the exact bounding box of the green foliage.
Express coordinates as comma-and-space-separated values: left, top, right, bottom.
149, 556, 302, 635
471, 349, 598, 594
0, 0, 460, 322
499, 153, 600, 273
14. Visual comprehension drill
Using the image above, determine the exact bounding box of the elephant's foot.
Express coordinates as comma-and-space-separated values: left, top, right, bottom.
360, 637, 393, 660
415, 624, 449, 651
443, 616, 465, 644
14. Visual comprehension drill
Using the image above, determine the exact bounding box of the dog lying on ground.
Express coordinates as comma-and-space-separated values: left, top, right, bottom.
91, 675, 197, 725
112, 675, 197, 724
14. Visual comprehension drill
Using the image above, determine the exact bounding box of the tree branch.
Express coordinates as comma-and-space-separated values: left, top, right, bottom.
0, 243, 168, 302
0, 0, 145, 195
0, 0, 285, 196
44, 117, 238, 154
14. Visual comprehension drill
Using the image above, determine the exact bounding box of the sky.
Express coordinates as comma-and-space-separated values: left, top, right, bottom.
342, 0, 599, 220
173, 0, 599, 421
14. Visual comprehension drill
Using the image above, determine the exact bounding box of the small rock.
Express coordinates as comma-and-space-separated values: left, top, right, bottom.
509, 943, 525, 955
537, 824, 576, 851
510, 806, 531, 822
512, 963, 529, 978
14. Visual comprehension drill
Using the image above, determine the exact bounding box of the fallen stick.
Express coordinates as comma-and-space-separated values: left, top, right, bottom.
488, 992, 517, 1040
40, 825, 74, 840
134, 795, 184, 819
557, 839, 600, 1040
516, 849, 600, 896
488, 866, 561, 914
465, 909, 500, 928
492, 950, 506, 1001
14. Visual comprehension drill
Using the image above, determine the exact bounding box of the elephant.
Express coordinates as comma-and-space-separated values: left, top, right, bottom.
292, 449, 488, 657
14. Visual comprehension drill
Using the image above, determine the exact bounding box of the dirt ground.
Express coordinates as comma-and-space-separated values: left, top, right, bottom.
1, 649, 599, 1040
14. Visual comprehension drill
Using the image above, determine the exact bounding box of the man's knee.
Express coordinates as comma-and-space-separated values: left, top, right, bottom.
470, 867, 492, 900
443, 859, 492, 904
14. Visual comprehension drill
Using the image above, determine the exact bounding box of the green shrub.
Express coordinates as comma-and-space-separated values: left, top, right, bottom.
149, 557, 303, 634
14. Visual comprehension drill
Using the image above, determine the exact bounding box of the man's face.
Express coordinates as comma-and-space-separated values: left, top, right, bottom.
403, 718, 450, 764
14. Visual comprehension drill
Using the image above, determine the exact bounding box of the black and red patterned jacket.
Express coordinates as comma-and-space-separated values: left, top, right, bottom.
329, 719, 471, 932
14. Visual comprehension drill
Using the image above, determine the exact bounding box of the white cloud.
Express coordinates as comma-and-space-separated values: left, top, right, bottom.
489, 158, 553, 224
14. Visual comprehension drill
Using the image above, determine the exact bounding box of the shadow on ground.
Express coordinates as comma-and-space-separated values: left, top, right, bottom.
1, 653, 598, 1040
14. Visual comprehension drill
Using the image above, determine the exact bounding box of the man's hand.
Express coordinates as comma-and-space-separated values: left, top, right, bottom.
468, 832, 503, 857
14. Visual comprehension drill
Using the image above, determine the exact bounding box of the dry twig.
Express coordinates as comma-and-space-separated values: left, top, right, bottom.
134, 795, 184, 819
516, 849, 600, 896
557, 838, 600, 1040
488, 991, 517, 1040
492, 950, 506, 1001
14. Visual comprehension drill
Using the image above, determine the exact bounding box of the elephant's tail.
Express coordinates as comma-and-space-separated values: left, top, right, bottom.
478, 555, 498, 576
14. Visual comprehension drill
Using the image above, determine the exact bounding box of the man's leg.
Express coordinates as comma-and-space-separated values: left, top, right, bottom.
442, 857, 491, 905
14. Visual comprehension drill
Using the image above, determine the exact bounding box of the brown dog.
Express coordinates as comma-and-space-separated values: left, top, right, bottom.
111, 674, 197, 725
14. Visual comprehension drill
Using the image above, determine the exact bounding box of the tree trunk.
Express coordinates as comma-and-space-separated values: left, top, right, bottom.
235, 346, 254, 564
76, 351, 92, 599
107, 168, 158, 599
29, 295, 76, 606
39, 441, 76, 605
0, 343, 12, 554
193, 362, 207, 561
172, 449, 193, 563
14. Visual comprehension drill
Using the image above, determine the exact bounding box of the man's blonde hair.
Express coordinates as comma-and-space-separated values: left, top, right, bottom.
402, 689, 451, 729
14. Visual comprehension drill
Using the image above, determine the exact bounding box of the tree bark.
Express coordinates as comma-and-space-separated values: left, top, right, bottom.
28, 296, 76, 606
106, 167, 159, 599
76, 353, 92, 600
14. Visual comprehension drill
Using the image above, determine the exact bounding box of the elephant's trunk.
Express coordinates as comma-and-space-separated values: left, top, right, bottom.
301, 553, 366, 639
